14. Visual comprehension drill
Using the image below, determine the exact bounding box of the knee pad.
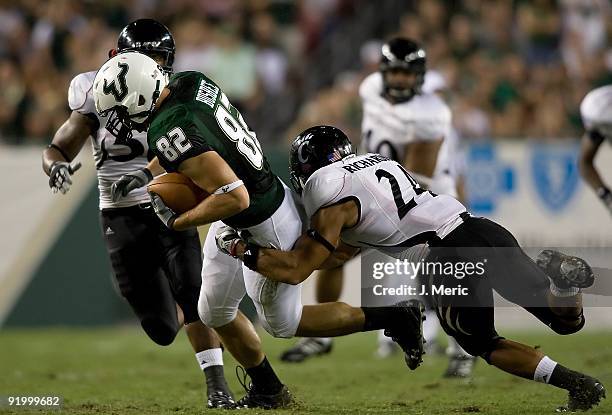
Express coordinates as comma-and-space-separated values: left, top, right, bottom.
141, 317, 179, 346
197, 295, 238, 328
258, 314, 300, 339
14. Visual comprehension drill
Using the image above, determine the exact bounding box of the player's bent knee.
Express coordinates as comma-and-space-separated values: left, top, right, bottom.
459, 336, 503, 364
197, 298, 237, 329
141, 317, 179, 346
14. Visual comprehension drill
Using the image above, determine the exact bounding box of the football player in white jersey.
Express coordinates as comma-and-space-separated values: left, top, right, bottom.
97, 51, 428, 409
579, 84, 612, 213
223, 126, 605, 412
280, 37, 475, 377
41, 19, 235, 409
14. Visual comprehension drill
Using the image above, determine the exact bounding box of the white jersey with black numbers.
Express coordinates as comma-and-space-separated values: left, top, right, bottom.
580, 85, 612, 143
359, 72, 451, 159
302, 153, 466, 258
68, 71, 151, 209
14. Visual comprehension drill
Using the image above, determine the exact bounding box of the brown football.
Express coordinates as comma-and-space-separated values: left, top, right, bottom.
147, 173, 209, 214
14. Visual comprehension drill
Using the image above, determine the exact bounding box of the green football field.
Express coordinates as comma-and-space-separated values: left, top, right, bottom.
0, 327, 610, 414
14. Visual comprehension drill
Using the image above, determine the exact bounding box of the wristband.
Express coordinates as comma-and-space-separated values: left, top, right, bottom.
48, 144, 70, 162
243, 243, 260, 271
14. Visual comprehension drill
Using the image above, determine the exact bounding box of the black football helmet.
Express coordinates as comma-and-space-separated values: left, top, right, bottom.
290, 125, 353, 194
380, 37, 426, 102
116, 19, 175, 72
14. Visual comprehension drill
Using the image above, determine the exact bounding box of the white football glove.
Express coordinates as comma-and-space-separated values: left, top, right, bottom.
215, 225, 243, 258
111, 168, 153, 202
49, 161, 81, 194
150, 192, 178, 229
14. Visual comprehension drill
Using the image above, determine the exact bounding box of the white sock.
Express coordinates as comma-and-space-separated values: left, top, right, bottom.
534, 356, 558, 383
549, 281, 580, 297
196, 348, 223, 371
423, 310, 440, 344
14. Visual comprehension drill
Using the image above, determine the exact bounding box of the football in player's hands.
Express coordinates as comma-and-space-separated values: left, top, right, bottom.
147, 173, 209, 214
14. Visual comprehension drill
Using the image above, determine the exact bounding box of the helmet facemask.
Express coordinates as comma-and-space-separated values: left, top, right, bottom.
380, 40, 426, 103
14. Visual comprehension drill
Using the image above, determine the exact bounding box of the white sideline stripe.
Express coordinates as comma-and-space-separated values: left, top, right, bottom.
0, 145, 95, 326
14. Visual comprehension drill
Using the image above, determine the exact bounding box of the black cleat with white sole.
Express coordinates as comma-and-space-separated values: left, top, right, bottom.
557, 375, 606, 412
235, 385, 292, 409
536, 250, 595, 289
383, 299, 426, 370
207, 390, 236, 409
235, 366, 293, 409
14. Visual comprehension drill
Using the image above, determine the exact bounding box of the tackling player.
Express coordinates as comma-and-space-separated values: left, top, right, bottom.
41, 20, 234, 409
93, 52, 427, 408
226, 125, 606, 412
579, 84, 612, 214
281, 37, 476, 378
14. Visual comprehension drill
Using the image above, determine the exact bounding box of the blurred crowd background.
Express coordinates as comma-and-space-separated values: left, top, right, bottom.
0, 0, 611, 146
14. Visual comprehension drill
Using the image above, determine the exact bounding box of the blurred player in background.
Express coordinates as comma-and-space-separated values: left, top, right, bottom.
41, 19, 234, 409
229, 125, 606, 412
281, 37, 476, 378
579, 84, 612, 214
94, 51, 426, 408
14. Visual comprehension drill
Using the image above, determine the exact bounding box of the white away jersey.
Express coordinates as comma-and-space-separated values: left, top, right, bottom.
68, 71, 151, 209
302, 154, 466, 258
359, 72, 451, 161
580, 85, 612, 143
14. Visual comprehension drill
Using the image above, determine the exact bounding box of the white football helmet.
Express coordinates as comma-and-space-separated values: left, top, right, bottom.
93, 51, 168, 131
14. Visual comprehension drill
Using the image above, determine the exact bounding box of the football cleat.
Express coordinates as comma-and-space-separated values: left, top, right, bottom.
536, 250, 595, 289
443, 355, 477, 378
235, 366, 293, 409
557, 375, 606, 412
207, 390, 236, 409
383, 299, 426, 370
280, 338, 333, 363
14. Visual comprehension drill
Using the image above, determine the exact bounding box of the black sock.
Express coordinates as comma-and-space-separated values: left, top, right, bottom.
246, 357, 283, 395
361, 307, 391, 331
204, 365, 230, 394
549, 364, 583, 392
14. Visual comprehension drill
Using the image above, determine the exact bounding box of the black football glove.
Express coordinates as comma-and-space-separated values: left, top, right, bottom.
49, 161, 82, 194
111, 168, 153, 202
150, 192, 178, 229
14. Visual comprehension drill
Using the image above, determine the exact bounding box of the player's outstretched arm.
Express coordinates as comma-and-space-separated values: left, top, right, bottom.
235, 200, 359, 284
172, 151, 250, 230
402, 138, 443, 187
42, 111, 95, 193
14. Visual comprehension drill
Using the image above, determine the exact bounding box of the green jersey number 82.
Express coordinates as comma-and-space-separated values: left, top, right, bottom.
215, 95, 264, 170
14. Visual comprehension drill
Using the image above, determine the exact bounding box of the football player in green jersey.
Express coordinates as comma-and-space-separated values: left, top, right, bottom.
93, 52, 426, 409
